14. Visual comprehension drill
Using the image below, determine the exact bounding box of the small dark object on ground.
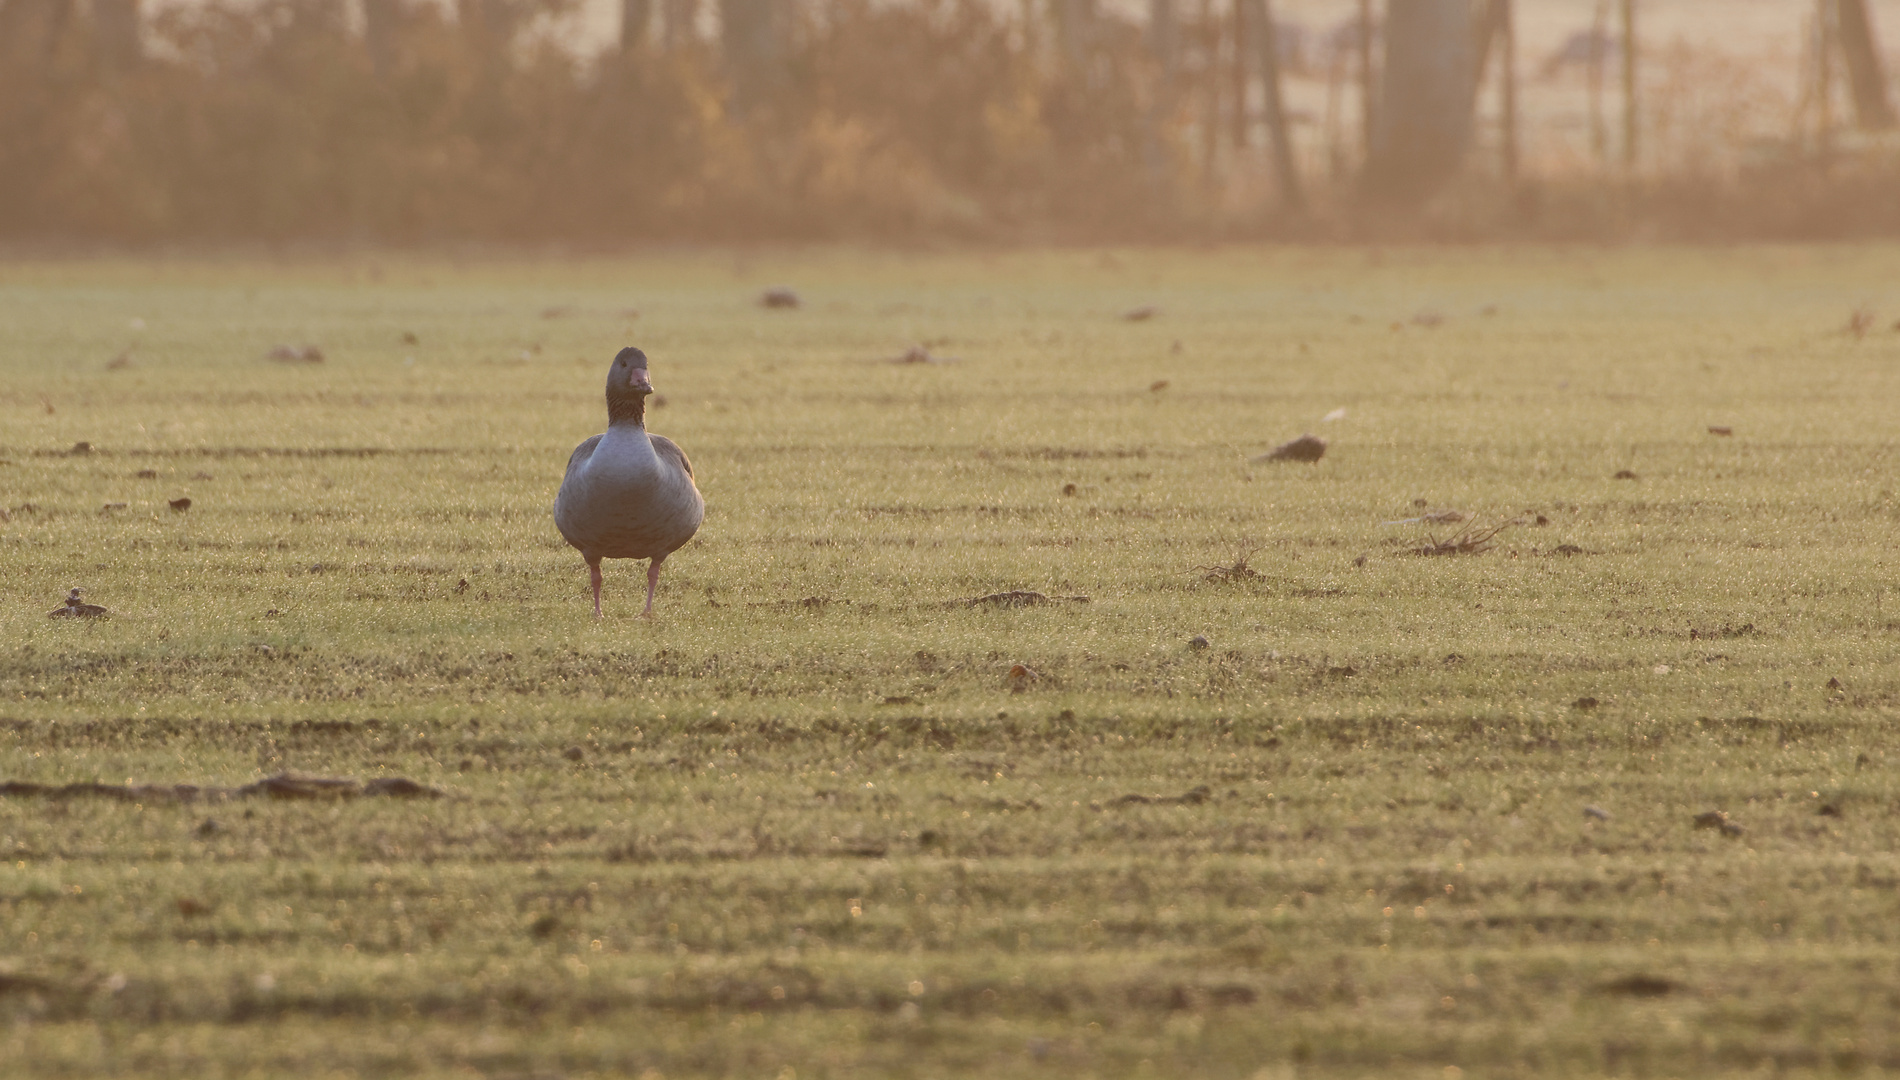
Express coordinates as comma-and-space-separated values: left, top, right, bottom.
1583, 805, 1611, 821
1847, 307, 1874, 339
1061, 483, 1077, 496
1111, 784, 1211, 807
1187, 635, 1210, 650
882, 695, 916, 706
101, 502, 126, 512
1613, 469, 1638, 480
267, 344, 324, 362
194, 817, 224, 837
958, 590, 1088, 608
562, 746, 585, 762
0, 772, 443, 801
1006, 664, 1041, 691
169, 497, 192, 512
1123, 305, 1158, 321
1826, 676, 1843, 690
1692, 810, 1744, 837
1256, 434, 1326, 463
1554, 544, 1584, 555
176, 897, 214, 918
1600, 975, 1679, 998
1818, 802, 1843, 817
889, 345, 956, 364
454, 578, 470, 594
1573, 696, 1600, 710
760, 287, 800, 309
70, 441, 92, 455
401, 331, 419, 344
1708, 426, 1733, 436
47, 588, 109, 619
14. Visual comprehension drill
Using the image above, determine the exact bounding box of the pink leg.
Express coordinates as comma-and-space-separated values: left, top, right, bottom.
588, 560, 603, 618
643, 555, 665, 617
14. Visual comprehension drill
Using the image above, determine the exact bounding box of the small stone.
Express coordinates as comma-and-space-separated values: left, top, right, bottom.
562, 746, 585, 762
1187, 635, 1210, 650
1583, 805, 1611, 821
1255, 433, 1327, 463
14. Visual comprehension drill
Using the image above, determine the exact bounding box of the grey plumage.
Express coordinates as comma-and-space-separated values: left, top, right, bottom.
555, 347, 704, 616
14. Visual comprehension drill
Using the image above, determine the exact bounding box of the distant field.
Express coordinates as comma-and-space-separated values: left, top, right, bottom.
3, 247, 1899, 1078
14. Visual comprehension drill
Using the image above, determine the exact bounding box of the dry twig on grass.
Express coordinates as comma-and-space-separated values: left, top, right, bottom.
1405, 516, 1523, 557
1188, 547, 1262, 583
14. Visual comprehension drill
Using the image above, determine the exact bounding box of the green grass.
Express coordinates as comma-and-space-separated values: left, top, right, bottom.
2, 246, 1899, 1079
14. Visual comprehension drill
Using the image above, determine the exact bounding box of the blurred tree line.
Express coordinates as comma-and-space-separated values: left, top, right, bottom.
0, 0, 1895, 244
0, 0, 1198, 242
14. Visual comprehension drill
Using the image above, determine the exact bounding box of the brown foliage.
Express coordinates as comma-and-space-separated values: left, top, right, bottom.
0, 0, 1183, 243
2, 0, 1898, 244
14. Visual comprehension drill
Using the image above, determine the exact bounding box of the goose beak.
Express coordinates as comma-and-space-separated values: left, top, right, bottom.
629, 370, 653, 394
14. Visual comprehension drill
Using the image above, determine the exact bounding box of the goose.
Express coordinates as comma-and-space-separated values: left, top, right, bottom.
555, 347, 705, 617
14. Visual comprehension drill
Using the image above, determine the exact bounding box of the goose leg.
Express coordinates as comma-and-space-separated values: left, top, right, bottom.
642, 555, 665, 617
588, 559, 604, 618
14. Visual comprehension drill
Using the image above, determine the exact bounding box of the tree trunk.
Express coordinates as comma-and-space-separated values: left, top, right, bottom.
1834, 0, 1896, 129
364, 0, 398, 78
1365, 0, 1474, 199
92, 0, 140, 70
1056, 0, 1095, 71
721, 0, 786, 112
662, 0, 698, 50
622, 0, 652, 51
1244, 0, 1304, 212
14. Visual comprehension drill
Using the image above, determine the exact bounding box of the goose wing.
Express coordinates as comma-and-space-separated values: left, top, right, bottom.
564, 434, 605, 480
649, 433, 695, 480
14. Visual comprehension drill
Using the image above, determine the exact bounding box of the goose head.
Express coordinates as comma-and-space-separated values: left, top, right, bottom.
606, 346, 655, 425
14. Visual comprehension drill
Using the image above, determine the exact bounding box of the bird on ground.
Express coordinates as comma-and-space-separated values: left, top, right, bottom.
47, 588, 109, 618
554, 347, 704, 618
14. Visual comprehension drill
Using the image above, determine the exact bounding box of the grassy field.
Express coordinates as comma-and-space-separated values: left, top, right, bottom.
2, 247, 1898, 1079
